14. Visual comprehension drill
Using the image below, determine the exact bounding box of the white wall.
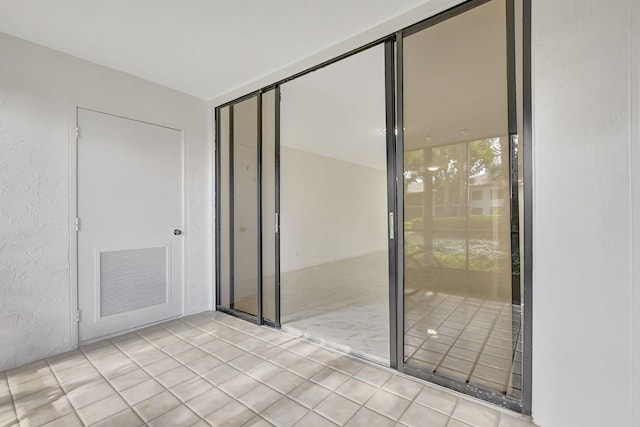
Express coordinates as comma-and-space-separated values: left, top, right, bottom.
280, 147, 388, 272
532, 1, 633, 426
0, 32, 211, 371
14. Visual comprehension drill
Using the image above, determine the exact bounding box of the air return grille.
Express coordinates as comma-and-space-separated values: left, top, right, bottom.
100, 247, 167, 317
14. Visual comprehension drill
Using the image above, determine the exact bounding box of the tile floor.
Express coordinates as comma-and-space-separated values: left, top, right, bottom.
405, 293, 523, 399
281, 252, 522, 397
0, 311, 537, 427
281, 252, 390, 361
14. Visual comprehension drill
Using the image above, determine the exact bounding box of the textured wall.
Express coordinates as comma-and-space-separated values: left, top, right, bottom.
532, 1, 633, 426
0, 32, 211, 371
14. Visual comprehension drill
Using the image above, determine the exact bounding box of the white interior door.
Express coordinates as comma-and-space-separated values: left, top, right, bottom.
77, 108, 183, 343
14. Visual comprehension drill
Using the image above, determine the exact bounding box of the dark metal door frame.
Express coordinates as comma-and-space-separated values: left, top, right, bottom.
214, 0, 532, 415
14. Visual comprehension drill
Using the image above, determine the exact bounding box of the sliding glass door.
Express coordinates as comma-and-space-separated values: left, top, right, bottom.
279, 45, 390, 362
215, 0, 529, 412
400, 0, 525, 407
216, 91, 279, 325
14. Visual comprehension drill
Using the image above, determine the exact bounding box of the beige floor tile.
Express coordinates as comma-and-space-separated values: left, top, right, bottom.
144, 357, 182, 377
131, 349, 169, 367
219, 374, 261, 398
184, 388, 230, 418
186, 388, 231, 418
150, 334, 182, 349
46, 350, 86, 373
453, 399, 500, 427
17, 395, 73, 427
155, 366, 196, 389
148, 405, 201, 426
40, 411, 83, 427
76, 394, 129, 425
171, 377, 213, 403
243, 415, 276, 426
447, 419, 475, 427
353, 365, 392, 387
52, 362, 99, 387
382, 375, 424, 400
260, 397, 308, 427
200, 364, 241, 386
499, 413, 537, 427
335, 377, 378, 405
238, 384, 282, 414
110, 368, 152, 392
0, 401, 17, 425
186, 355, 222, 375
294, 411, 337, 427
365, 389, 411, 420
120, 378, 165, 406
161, 341, 195, 356
90, 353, 132, 374
414, 386, 458, 415
287, 358, 324, 378
9, 374, 59, 401
310, 368, 350, 391
14, 388, 64, 419
327, 357, 364, 376
205, 400, 255, 426
0, 374, 11, 404
7, 361, 50, 386
344, 407, 395, 427
264, 370, 304, 394
228, 353, 262, 372
212, 345, 245, 362
173, 348, 208, 365
67, 381, 114, 410
246, 361, 285, 383
269, 350, 303, 369
288, 381, 332, 409
133, 390, 181, 422
314, 393, 360, 425
187, 333, 216, 346
399, 402, 450, 427
90, 407, 144, 427
199, 338, 230, 354
95, 361, 138, 381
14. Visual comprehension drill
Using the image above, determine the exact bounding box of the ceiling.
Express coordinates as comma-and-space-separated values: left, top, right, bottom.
0, 0, 432, 100
281, 44, 387, 171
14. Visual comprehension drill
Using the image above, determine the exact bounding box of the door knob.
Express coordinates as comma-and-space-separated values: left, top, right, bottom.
174, 229, 182, 235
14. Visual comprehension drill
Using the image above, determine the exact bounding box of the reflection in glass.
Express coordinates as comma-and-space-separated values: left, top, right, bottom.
280, 45, 389, 362
217, 96, 260, 316
403, 0, 523, 399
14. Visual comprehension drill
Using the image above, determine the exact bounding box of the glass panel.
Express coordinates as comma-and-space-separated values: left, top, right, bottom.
219, 106, 230, 307
403, 0, 522, 399
280, 45, 389, 362
232, 96, 259, 316
262, 89, 277, 322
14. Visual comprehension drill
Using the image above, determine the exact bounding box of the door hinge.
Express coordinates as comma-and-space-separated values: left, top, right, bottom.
389, 212, 395, 240
75, 126, 79, 139
76, 310, 81, 322
275, 212, 279, 234
75, 217, 80, 231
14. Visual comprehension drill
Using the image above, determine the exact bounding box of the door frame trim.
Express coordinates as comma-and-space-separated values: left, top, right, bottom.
72, 106, 187, 345
213, 0, 532, 415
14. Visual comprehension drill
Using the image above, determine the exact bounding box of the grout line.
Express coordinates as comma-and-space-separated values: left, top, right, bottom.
43, 358, 86, 426
466, 302, 508, 388
432, 298, 485, 373
3, 371, 20, 426
76, 343, 149, 425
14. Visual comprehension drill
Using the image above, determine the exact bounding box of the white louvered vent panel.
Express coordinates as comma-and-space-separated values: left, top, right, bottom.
100, 247, 167, 317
